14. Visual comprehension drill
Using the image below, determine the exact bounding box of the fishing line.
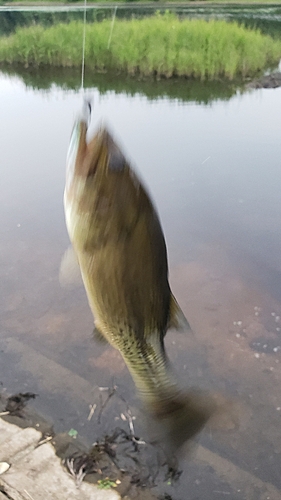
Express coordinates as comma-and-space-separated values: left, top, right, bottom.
107, 6, 118, 50
81, 0, 87, 91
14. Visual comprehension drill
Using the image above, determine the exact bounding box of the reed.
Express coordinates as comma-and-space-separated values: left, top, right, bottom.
0, 14, 280, 80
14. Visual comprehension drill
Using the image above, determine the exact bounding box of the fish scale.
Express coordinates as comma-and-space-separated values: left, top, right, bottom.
63, 113, 214, 451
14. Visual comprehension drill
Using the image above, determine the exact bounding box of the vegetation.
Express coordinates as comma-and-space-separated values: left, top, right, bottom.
1, 64, 240, 103
0, 14, 281, 80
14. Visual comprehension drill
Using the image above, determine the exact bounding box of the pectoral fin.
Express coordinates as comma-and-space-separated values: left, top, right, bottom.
167, 294, 191, 332
59, 246, 83, 289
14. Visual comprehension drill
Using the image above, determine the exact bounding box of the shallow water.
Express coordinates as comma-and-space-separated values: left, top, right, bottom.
1, 69, 281, 499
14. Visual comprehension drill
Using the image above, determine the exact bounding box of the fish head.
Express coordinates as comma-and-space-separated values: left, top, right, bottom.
64, 120, 144, 252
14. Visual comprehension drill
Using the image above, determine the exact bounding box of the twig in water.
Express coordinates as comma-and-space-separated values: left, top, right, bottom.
66, 457, 76, 477
125, 409, 145, 445
65, 458, 88, 488
76, 468, 87, 487
126, 409, 135, 436
87, 403, 97, 421
98, 386, 117, 424
37, 436, 53, 447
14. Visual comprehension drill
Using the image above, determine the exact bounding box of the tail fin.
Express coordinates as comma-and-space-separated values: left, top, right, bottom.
146, 389, 216, 453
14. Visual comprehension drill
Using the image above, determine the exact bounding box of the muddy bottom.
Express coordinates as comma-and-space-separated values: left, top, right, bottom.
1, 241, 281, 499
1, 236, 281, 499
1, 73, 281, 499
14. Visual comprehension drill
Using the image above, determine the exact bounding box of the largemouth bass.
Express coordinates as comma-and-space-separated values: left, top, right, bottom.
64, 106, 213, 450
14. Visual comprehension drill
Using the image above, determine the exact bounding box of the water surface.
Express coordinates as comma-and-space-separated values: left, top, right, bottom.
1, 68, 281, 499
1, 3, 281, 37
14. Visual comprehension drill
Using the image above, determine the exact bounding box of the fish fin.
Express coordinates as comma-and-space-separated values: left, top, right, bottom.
167, 294, 191, 332
92, 325, 108, 344
146, 389, 216, 454
59, 246, 83, 289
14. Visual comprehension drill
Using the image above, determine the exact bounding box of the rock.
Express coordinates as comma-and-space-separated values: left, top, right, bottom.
247, 72, 281, 89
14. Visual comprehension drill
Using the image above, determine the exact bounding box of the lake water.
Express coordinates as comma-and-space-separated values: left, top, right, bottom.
1, 6, 281, 500
1, 3, 281, 37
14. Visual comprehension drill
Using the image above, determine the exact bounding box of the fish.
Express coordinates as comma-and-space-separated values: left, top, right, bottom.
63, 104, 214, 451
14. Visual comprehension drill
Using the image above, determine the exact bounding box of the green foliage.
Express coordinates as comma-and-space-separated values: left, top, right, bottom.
97, 478, 117, 489
68, 428, 78, 438
0, 14, 280, 80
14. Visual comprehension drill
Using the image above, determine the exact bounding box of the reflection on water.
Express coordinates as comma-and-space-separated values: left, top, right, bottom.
1, 64, 241, 104
1, 69, 281, 499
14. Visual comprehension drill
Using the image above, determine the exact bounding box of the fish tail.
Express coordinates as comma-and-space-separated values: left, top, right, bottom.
145, 388, 215, 452
120, 340, 214, 451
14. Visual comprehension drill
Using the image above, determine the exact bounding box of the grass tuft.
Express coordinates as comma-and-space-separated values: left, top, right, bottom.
0, 14, 280, 80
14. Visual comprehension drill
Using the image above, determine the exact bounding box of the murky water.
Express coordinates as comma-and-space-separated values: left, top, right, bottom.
1, 69, 281, 498
1, 7, 281, 497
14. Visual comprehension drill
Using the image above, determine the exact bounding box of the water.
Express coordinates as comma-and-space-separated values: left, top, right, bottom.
1, 6, 281, 499
1, 4, 281, 37
1, 68, 281, 498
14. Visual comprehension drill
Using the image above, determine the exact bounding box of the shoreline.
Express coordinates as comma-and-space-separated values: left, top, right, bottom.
2, 1, 281, 7
0, 395, 121, 500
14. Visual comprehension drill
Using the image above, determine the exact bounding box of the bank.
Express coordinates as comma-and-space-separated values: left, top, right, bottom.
0, 416, 120, 500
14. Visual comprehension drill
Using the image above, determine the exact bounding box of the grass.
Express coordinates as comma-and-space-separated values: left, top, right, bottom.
0, 13, 280, 80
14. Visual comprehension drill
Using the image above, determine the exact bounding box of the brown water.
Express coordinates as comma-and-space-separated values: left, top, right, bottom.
1, 71, 281, 499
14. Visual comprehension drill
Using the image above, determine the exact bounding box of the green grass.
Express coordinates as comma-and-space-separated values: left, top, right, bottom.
0, 13, 280, 80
